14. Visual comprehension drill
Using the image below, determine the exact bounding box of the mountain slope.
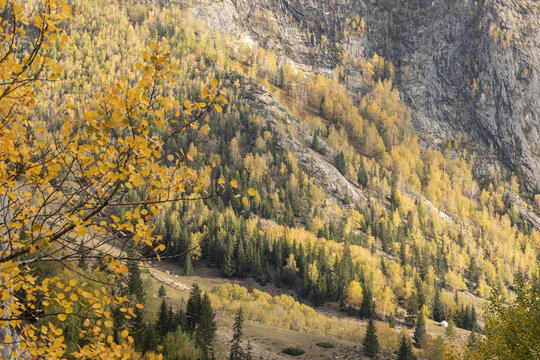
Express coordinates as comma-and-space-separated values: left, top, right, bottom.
192, 0, 540, 190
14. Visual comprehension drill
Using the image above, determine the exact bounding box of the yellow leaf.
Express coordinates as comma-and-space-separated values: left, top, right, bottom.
104, 320, 113, 328
230, 179, 238, 188
120, 330, 129, 338
248, 188, 256, 196
242, 196, 248, 206
135, 303, 144, 309
83, 319, 90, 327
58, 314, 67, 322
167, 154, 174, 161
211, 78, 218, 88
214, 104, 222, 113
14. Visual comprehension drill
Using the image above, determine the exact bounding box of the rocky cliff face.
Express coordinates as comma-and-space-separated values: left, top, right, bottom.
190, 0, 540, 189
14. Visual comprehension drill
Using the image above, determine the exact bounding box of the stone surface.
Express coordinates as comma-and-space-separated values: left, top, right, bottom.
189, 0, 540, 189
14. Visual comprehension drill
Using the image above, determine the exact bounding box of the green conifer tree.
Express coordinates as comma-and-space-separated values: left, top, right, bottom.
158, 284, 167, 298
229, 308, 245, 360
186, 283, 203, 334
222, 241, 236, 277
432, 287, 444, 322
185, 253, 194, 275
446, 319, 457, 339
362, 318, 380, 358
155, 299, 170, 338
141, 323, 158, 354
359, 286, 375, 319
397, 335, 415, 360
413, 312, 426, 348
196, 293, 217, 359
127, 261, 145, 303
358, 160, 369, 187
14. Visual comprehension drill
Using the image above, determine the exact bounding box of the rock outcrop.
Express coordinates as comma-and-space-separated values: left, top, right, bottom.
190, 0, 540, 189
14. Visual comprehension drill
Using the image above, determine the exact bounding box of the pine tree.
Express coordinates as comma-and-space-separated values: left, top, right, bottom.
141, 323, 158, 354
359, 286, 375, 319
362, 318, 380, 358
222, 241, 236, 277
167, 304, 177, 333
445, 319, 457, 339
196, 293, 217, 359
237, 240, 248, 276
397, 335, 415, 360
467, 257, 480, 288
176, 301, 187, 332
155, 299, 170, 338
229, 308, 245, 360
158, 284, 167, 298
312, 132, 320, 152
413, 312, 426, 348
185, 253, 194, 275
127, 261, 145, 303
470, 305, 478, 331
358, 160, 368, 187
186, 283, 203, 334
432, 287, 444, 322
335, 151, 346, 175
405, 295, 418, 328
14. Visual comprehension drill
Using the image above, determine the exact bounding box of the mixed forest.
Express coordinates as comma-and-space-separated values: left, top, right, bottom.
0, 0, 539, 359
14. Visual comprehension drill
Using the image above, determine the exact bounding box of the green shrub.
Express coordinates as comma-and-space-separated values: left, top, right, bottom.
282, 347, 305, 356
316, 342, 334, 348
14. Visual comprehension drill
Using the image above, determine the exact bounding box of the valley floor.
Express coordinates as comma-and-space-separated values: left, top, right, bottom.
141, 262, 474, 359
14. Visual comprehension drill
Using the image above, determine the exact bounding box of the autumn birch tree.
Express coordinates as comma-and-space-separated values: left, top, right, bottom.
0, 0, 230, 358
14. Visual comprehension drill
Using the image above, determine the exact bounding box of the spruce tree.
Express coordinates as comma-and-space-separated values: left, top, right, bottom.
445, 319, 457, 339
470, 305, 478, 331
358, 161, 368, 187
467, 257, 480, 287
127, 261, 145, 303
413, 312, 426, 348
229, 308, 245, 360
397, 335, 415, 360
432, 287, 444, 322
167, 304, 177, 333
155, 299, 170, 338
334, 151, 346, 175
140, 323, 157, 354
186, 283, 202, 334
176, 301, 187, 332
184, 253, 194, 275
362, 318, 380, 358
359, 287, 375, 319
311, 132, 320, 152
196, 293, 217, 359
405, 295, 418, 328
158, 284, 167, 298
222, 241, 236, 277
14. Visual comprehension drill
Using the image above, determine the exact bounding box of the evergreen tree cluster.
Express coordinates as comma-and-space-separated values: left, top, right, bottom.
121, 263, 217, 359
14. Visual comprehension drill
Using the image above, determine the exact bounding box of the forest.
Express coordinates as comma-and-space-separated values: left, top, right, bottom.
0, 0, 538, 359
